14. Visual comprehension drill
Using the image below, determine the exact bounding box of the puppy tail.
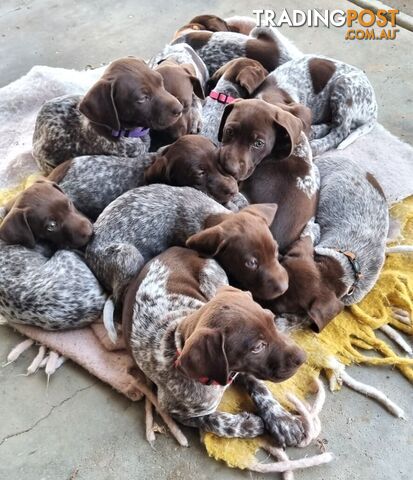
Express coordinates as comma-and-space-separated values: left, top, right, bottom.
103, 296, 118, 343
386, 245, 413, 254
337, 121, 376, 150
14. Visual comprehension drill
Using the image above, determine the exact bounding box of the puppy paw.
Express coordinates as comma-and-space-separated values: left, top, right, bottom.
263, 409, 305, 447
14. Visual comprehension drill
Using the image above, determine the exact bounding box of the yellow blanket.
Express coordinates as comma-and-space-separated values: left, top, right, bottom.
1, 178, 412, 471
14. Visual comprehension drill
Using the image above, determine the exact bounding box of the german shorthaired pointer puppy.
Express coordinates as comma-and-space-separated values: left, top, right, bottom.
171, 14, 235, 41
85, 184, 286, 306
201, 58, 268, 143
173, 26, 301, 76
33, 57, 183, 173
0, 179, 92, 249
0, 181, 105, 329
123, 246, 305, 445
259, 55, 378, 155
268, 154, 388, 331
148, 43, 209, 142
218, 98, 310, 180
48, 135, 239, 220
151, 60, 205, 143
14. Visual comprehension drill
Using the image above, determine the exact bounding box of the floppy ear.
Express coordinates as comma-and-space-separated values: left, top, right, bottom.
144, 155, 169, 184
181, 64, 205, 99
177, 327, 229, 385
280, 104, 312, 137
272, 106, 304, 159
308, 293, 344, 333
235, 65, 268, 95
217, 103, 236, 142
186, 225, 227, 257
79, 79, 120, 131
243, 203, 278, 227
0, 207, 35, 248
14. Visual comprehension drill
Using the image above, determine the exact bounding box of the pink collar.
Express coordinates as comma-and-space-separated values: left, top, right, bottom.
209, 90, 237, 104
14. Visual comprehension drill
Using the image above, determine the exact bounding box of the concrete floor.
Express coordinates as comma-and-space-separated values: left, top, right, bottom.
0, 1, 412, 479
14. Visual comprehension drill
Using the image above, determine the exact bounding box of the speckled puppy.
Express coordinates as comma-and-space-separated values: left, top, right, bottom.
201, 58, 268, 143
261, 54, 378, 155
86, 184, 287, 305
0, 182, 105, 329
32, 57, 183, 173
123, 246, 305, 444
48, 135, 240, 220
174, 26, 302, 76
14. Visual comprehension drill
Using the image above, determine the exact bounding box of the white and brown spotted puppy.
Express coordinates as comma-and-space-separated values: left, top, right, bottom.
33, 57, 183, 173
201, 58, 268, 143
123, 246, 305, 445
268, 155, 389, 331
173, 26, 300, 77
48, 135, 239, 220
257, 54, 378, 155
0, 182, 104, 330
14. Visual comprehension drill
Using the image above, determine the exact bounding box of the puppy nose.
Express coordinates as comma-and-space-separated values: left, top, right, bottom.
287, 346, 307, 369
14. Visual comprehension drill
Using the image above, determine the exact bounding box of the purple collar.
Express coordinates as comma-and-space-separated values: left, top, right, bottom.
111, 127, 150, 138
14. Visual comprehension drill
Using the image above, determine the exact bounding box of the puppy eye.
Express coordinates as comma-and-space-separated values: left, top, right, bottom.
198, 169, 206, 177
251, 341, 267, 354
137, 95, 149, 104
225, 127, 234, 138
253, 139, 265, 149
46, 220, 57, 232
245, 257, 258, 270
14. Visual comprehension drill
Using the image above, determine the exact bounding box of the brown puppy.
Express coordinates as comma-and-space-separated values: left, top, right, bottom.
145, 135, 238, 204
123, 246, 305, 443
218, 99, 304, 180
79, 57, 183, 136
172, 14, 235, 41
0, 179, 92, 249
186, 204, 289, 300
266, 236, 345, 332
152, 60, 205, 141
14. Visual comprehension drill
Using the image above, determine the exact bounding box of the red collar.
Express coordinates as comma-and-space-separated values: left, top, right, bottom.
174, 349, 236, 386
209, 90, 237, 104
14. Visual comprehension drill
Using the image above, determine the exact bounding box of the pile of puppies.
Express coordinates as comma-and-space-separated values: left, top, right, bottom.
0, 14, 389, 449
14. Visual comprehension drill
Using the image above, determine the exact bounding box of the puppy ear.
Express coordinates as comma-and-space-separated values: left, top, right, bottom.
144, 155, 169, 184
272, 106, 303, 159
280, 104, 312, 137
177, 327, 229, 386
0, 207, 35, 248
217, 103, 236, 142
190, 76, 205, 99
79, 79, 120, 131
235, 65, 268, 95
308, 293, 344, 333
243, 203, 278, 226
186, 225, 227, 257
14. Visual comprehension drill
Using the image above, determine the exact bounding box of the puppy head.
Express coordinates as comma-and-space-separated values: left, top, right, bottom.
154, 61, 204, 139
172, 14, 232, 41
0, 179, 93, 249
177, 286, 306, 385
186, 203, 289, 300
145, 135, 238, 204
208, 58, 268, 95
79, 57, 183, 132
269, 237, 345, 332
218, 99, 303, 180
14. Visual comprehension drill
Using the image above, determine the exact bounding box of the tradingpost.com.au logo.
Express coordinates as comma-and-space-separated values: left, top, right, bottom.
253, 9, 399, 40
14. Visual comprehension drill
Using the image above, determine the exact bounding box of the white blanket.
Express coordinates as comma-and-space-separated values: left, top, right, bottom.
0, 65, 412, 205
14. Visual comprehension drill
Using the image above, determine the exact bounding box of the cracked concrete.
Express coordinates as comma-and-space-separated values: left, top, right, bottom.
0, 0, 412, 479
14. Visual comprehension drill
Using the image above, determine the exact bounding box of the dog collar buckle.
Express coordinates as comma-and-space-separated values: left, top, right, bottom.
209, 90, 236, 104
336, 249, 363, 296
111, 127, 150, 138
